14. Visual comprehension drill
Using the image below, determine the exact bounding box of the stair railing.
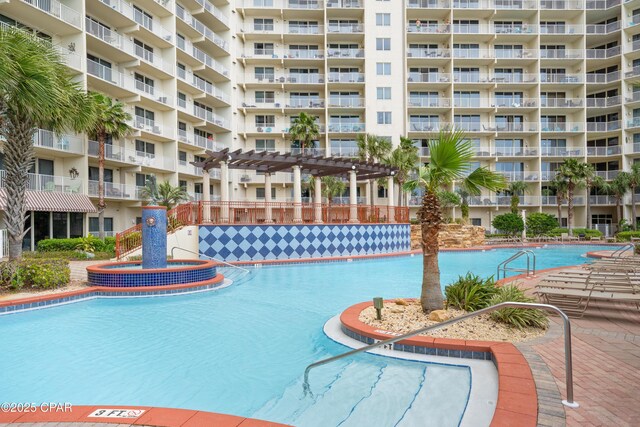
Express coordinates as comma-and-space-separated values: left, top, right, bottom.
496, 250, 536, 279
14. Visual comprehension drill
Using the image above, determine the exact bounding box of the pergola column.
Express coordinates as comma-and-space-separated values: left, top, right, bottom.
365, 180, 372, 205
220, 161, 229, 223
349, 169, 359, 223
314, 176, 323, 223
293, 165, 302, 223
202, 169, 211, 223
387, 175, 395, 224
264, 172, 273, 223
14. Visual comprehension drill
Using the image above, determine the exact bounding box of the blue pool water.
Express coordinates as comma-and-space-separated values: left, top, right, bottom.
0, 245, 611, 426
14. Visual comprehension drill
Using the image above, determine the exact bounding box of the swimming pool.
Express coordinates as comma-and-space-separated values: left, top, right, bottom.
0, 245, 612, 426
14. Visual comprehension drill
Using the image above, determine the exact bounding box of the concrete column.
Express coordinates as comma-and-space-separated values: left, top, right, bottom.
365, 180, 372, 205
264, 172, 273, 223
349, 170, 358, 223
293, 165, 302, 223
387, 175, 395, 223
202, 169, 211, 223
314, 176, 323, 223
220, 161, 229, 223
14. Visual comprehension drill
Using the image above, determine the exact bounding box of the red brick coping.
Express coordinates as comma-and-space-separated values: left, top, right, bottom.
0, 405, 290, 426
340, 301, 538, 427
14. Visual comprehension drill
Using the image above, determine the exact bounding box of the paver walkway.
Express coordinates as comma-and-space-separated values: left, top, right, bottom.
514, 269, 640, 427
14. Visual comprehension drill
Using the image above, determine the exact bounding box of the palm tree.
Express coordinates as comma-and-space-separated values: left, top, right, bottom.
627, 163, 640, 230
0, 28, 94, 260
357, 134, 392, 207
456, 188, 471, 222
438, 190, 461, 221
555, 158, 586, 235
581, 164, 602, 231
289, 112, 319, 152
404, 129, 506, 312
384, 137, 419, 206
551, 176, 569, 228
86, 93, 131, 239
308, 176, 346, 221
609, 173, 630, 227
507, 181, 527, 214
140, 180, 189, 209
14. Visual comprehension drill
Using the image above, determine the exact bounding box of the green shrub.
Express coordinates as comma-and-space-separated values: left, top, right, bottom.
410, 218, 420, 225
492, 213, 524, 236
0, 259, 70, 290
24, 251, 113, 261
489, 285, 548, 329
526, 213, 557, 236
615, 231, 640, 241
548, 228, 603, 239
37, 237, 116, 252
445, 273, 498, 312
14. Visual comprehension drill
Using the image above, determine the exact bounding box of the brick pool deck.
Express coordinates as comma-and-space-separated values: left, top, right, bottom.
510, 268, 640, 427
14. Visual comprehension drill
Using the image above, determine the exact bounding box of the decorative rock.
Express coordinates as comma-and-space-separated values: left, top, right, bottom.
428, 310, 451, 322
411, 224, 485, 249
395, 298, 409, 306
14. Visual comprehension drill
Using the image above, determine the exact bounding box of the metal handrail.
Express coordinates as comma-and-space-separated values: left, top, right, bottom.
303, 302, 579, 408
497, 250, 536, 279
612, 243, 634, 258
170, 247, 251, 275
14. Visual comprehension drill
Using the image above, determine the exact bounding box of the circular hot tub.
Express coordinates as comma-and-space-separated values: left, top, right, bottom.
86, 259, 217, 287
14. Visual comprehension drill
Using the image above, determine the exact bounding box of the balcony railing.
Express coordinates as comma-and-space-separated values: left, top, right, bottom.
541, 147, 583, 156
586, 21, 621, 34
407, 48, 451, 58
287, 50, 324, 59
327, 48, 364, 58
587, 146, 622, 156
586, 121, 621, 132
540, 24, 582, 34
589, 195, 616, 205
330, 147, 359, 157
286, 25, 323, 34
627, 118, 640, 129
408, 98, 451, 108
194, 0, 230, 27
407, 0, 451, 8
132, 116, 164, 136
88, 180, 136, 200
287, 99, 325, 108
540, 0, 583, 9
407, 24, 450, 33
286, 74, 325, 84
177, 38, 230, 78
31, 129, 83, 154
327, 23, 363, 33
587, 70, 620, 83
178, 160, 202, 176
24, 0, 81, 28
595, 170, 620, 180
176, 6, 229, 53
327, 0, 362, 7
491, 74, 538, 84
407, 72, 450, 83
289, 148, 326, 156
540, 49, 583, 59
327, 123, 366, 133
178, 130, 224, 151
192, 105, 231, 129
287, 0, 322, 9
493, 147, 538, 156
327, 97, 364, 108
586, 46, 621, 59
0, 170, 82, 193
585, 97, 622, 108
540, 98, 583, 108
540, 122, 583, 132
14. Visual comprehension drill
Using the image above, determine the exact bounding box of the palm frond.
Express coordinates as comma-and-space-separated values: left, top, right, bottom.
463, 167, 507, 195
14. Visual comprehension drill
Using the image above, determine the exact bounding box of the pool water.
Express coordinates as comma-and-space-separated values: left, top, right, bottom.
0, 245, 611, 426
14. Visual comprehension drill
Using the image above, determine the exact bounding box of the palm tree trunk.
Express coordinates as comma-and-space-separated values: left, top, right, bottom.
557, 199, 562, 227
3, 117, 36, 260
568, 185, 574, 235
98, 133, 106, 240
616, 198, 622, 225
585, 185, 591, 231
632, 187, 637, 231
419, 191, 444, 312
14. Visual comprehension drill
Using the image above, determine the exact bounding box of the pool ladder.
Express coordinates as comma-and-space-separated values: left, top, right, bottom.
496, 250, 536, 279
302, 302, 579, 409
611, 243, 634, 258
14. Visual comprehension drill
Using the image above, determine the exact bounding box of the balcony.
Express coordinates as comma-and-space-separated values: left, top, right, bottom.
585, 96, 621, 108
327, 23, 363, 33
586, 121, 622, 132
407, 48, 451, 58
586, 46, 621, 59
176, 6, 229, 53
327, 0, 362, 7
493, 147, 538, 156
329, 147, 359, 157
327, 97, 364, 108
408, 98, 451, 108
287, 49, 324, 59
494, 24, 537, 34
327, 123, 366, 133
586, 21, 621, 34
31, 129, 83, 154
193, 0, 230, 27
540, 122, 583, 132
327, 48, 364, 58
407, 24, 450, 34
177, 130, 223, 151
286, 99, 325, 108
132, 115, 164, 136
88, 140, 174, 170
289, 148, 326, 156
490, 74, 538, 84
494, 49, 537, 59
23, 0, 81, 28
585, 0, 620, 8
540, 0, 583, 9
453, 49, 494, 59
540, 98, 583, 108
540, 24, 582, 35
178, 160, 202, 176
407, 72, 450, 83
286, 25, 323, 34
407, 0, 451, 8
586, 146, 622, 156
408, 122, 444, 132
541, 195, 585, 205
541, 147, 583, 156
177, 38, 230, 78
494, 123, 539, 132
453, 99, 493, 108
192, 105, 231, 130
88, 180, 136, 200
0, 170, 82, 193
331, 197, 366, 205
287, 0, 322, 8
286, 74, 325, 84
595, 170, 620, 180
587, 71, 620, 83
590, 195, 616, 205
627, 118, 640, 129
540, 49, 583, 59
453, 24, 492, 34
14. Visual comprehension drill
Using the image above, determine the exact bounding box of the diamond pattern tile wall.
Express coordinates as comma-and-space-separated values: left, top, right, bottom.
199, 224, 411, 262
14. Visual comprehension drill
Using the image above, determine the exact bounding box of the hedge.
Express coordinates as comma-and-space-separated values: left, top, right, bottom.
36, 237, 115, 253
0, 259, 70, 290
615, 231, 640, 241
547, 228, 603, 238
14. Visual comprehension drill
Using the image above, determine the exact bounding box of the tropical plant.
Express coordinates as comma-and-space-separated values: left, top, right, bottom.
526, 213, 557, 236
75, 235, 99, 254
489, 285, 549, 329
288, 112, 319, 150
492, 213, 524, 236
444, 273, 498, 312
357, 134, 392, 207
308, 176, 346, 221
627, 163, 640, 230
404, 129, 506, 312
384, 137, 419, 206
577, 163, 600, 230
507, 181, 527, 214
600, 173, 629, 226
437, 190, 461, 222
550, 176, 569, 227
456, 188, 470, 222
0, 27, 94, 260
555, 158, 588, 235
85, 93, 132, 239
140, 180, 189, 209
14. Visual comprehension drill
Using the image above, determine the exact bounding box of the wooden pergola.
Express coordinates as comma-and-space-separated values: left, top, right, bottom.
192, 148, 399, 224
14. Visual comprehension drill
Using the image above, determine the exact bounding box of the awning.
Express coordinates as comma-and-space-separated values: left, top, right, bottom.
0, 190, 97, 213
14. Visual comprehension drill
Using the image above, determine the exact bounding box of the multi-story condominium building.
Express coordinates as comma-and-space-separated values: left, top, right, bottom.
3, 0, 640, 247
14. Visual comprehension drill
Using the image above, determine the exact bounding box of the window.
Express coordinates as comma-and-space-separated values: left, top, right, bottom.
255, 91, 275, 103
255, 115, 275, 127
134, 73, 154, 95
88, 166, 113, 183
376, 13, 390, 26
256, 139, 276, 152
378, 185, 388, 198
255, 67, 275, 80
133, 39, 153, 62
376, 62, 391, 75
178, 151, 187, 162
256, 187, 276, 199
135, 139, 155, 156
254, 42, 274, 55
133, 6, 153, 30
89, 217, 113, 234
254, 18, 274, 31
377, 87, 391, 100
471, 218, 482, 226
376, 38, 391, 51
134, 107, 155, 128
136, 173, 154, 187
377, 111, 392, 124
179, 180, 187, 190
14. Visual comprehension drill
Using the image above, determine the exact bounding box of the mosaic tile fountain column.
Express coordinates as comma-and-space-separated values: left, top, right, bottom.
142, 206, 167, 269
